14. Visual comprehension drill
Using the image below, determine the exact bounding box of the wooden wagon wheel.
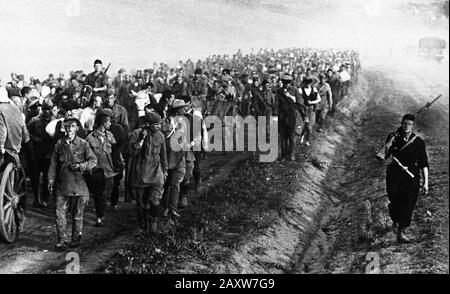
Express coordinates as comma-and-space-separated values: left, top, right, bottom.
0, 163, 27, 243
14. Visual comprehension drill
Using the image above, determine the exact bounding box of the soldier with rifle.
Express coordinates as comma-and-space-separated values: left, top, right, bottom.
84, 59, 110, 100
376, 95, 441, 243
377, 113, 430, 243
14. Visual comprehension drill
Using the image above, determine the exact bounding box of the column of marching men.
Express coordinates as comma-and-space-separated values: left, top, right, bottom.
0, 47, 360, 249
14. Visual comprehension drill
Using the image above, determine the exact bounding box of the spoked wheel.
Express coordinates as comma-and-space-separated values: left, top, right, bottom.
0, 163, 27, 243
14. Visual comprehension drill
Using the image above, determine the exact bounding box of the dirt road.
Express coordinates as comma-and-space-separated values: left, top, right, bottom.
102, 62, 448, 274
1, 60, 447, 274
0, 152, 247, 274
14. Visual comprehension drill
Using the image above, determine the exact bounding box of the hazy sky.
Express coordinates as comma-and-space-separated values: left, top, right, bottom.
0, 0, 447, 81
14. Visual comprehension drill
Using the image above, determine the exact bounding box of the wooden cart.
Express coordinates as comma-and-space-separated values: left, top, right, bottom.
0, 161, 27, 243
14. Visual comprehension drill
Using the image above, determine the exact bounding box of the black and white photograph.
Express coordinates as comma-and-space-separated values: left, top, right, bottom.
0, 0, 448, 279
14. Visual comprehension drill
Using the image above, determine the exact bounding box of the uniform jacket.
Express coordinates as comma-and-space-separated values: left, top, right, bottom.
188, 77, 208, 99
0, 102, 30, 162
86, 130, 118, 179
161, 117, 186, 170
48, 136, 97, 197
127, 127, 168, 188
110, 103, 129, 135
386, 129, 429, 176
276, 86, 304, 130
27, 114, 53, 160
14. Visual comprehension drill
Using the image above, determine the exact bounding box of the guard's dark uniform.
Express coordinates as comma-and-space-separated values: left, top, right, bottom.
84, 71, 108, 98
385, 129, 429, 229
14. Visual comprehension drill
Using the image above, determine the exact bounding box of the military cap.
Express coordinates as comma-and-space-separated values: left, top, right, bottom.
107, 88, 116, 97
102, 108, 115, 118
172, 99, 186, 109
63, 117, 81, 126
145, 111, 162, 124
28, 98, 41, 109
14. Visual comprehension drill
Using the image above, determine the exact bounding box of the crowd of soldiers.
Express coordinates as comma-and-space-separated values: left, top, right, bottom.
0, 47, 360, 250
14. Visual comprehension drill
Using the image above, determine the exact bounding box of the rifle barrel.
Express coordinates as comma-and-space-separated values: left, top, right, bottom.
416, 94, 442, 115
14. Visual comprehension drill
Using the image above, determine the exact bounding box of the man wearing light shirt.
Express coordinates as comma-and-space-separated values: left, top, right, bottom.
339, 65, 351, 99
299, 77, 321, 147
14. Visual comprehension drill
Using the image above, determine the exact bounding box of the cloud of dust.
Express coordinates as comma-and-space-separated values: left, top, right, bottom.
0, 0, 448, 81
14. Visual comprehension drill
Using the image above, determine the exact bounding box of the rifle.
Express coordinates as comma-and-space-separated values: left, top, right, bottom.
93, 62, 111, 89
393, 157, 415, 178
376, 93, 442, 161
416, 94, 442, 116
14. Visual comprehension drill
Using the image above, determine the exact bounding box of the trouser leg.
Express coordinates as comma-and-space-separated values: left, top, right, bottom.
180, 160, 194, 199
161, 171, 173, 212
55, 194, 70, 243
40, 158, 50, 203
279, 127, 287, 158
386, 168, 408, 226
168, 166, 186, 212
193, 152, 202, 187
398, 177, 420, 229
307, 109, 315, 140
287, 130, 296, 158
132, 188, 146, 230
92, 181, 107, 219
104, 178, 114, 209
111, 172, 123, 207
29, 160, 40, 204
148, 185, 163, 233
301, 122, 311, 141
71, 195, 89, 241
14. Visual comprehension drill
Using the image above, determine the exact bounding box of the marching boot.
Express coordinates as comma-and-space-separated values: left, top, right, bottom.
397, 228, 410, 243
142, 209, 148, 235
149, 206, 159, 234
149, 217, 158, 234
194, 178, 202, 194
136, 207, 144, 233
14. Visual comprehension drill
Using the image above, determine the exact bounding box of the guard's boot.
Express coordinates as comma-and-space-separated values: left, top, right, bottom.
397, 228, 410, 243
